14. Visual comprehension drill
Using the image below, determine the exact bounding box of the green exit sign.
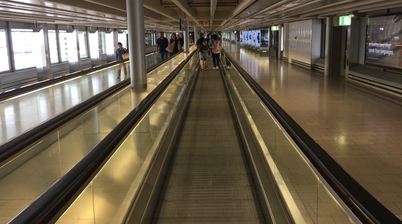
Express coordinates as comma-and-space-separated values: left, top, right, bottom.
271, 26, 279, 31
339, 15, 353, 26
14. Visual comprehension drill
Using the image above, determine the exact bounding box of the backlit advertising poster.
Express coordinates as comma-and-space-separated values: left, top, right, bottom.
251, 31, 255, 46
366, 15, 402, 69
260, 30, 269, 47
248, 31, 252, 45
242, 31, 246, 43
256, 30, 260, 46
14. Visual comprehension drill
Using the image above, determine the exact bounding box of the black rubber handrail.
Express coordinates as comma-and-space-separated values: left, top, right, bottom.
0, 51, 156, 102
222, 49, 402, 224
8, 50, 196, 224
0, 52, 180, 169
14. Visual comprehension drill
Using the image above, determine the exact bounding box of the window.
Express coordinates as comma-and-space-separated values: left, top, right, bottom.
89, 32, 99, 58
78, 31, 88, 58
105, 32, 114, 55
0, 29, 9, 72
59, 30, 68, 62
48, 30, 59, 63
11, 29, 38, 70
118, 33, 127, 48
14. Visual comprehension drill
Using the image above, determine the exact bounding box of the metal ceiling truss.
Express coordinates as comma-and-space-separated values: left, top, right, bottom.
0, 0, 401, 32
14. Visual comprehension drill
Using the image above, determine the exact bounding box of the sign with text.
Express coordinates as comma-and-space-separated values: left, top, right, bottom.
203, 21, 209, 27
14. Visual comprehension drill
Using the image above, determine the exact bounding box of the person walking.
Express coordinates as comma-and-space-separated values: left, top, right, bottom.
169, 33, 181, 55
115, 42, 128, 79
179, 33, 184, 52
196, 33, 208, 70
156, 32, 169, 61
211, 35, 222, 70
205, 34, 211, 57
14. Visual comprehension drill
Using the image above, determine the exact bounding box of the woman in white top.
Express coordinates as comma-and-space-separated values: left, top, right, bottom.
211, 35, 222, 70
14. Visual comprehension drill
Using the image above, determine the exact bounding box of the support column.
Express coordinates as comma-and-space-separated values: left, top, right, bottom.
37, 24, 53, 80
184, 21, 190, 52
113, 30, 118, 58
194, 26, 198, 42
325, 17, 332, 76
127, 0, 147, 88
277, 25, 282, 60
6, 21, 15, 72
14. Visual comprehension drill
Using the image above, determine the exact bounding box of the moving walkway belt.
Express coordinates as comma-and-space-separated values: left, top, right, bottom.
151, 63, 265, 223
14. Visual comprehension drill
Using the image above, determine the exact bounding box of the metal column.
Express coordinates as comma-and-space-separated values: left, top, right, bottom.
194, 26, 198, 42
184, 21, 190, 52
6, 21, 15, 72
325, 17, 332, 76
38, 24, 53, 80
277, 25, 282, 60
126, 0, 147, 88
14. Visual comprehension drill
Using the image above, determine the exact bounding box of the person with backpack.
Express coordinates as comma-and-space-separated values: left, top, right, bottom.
211, 35, 222, 70
196, 33, 209, 70
115, 42, 128, 79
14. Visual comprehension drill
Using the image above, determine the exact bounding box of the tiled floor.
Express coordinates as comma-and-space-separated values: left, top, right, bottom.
224, 42, 402, 220
0, 52, 160, 146
0, 52, 191, 223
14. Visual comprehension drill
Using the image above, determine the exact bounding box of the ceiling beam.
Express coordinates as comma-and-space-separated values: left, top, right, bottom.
217, 0, 256, 30
169, 0, 204, 29
143, 0, 179, 21
210, 0, 218, 28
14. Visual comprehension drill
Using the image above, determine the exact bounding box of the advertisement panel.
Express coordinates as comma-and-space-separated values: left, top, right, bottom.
366, 15, 402, 69
260, 30, 269, 47
251, 31, 255, 46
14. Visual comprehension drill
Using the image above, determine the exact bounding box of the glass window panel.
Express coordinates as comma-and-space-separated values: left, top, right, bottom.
118, 33, 127, 48
78, 31, 88, 58
0, 29, 9, 72
59, 30, 69, 62
48, 30, 59, 63
105, 32, 114, 55
99, 31, 106, 54
89, 32, 99, 59
12, 29, 38, 70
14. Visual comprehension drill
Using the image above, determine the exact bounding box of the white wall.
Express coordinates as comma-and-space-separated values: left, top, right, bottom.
287, 19, 322, 64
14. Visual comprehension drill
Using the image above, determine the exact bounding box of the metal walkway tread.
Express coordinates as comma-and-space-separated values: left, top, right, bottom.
152, 62, 265, 224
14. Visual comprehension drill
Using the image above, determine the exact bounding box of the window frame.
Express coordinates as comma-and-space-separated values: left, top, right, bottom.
48, 29, 60, 64
0, 27, 11, 73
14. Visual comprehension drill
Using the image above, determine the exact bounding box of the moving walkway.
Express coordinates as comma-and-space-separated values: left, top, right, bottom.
8, 50, 402, 224
0, 50, 195, 224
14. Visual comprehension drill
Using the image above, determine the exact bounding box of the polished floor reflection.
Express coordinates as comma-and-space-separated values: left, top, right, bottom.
224, 42, 402, 220
0, 52, 190, 223
0, 53, 160, 146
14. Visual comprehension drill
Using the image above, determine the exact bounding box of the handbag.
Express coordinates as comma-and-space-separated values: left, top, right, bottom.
166, 43, 174, 53
122, 48, 129, 59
